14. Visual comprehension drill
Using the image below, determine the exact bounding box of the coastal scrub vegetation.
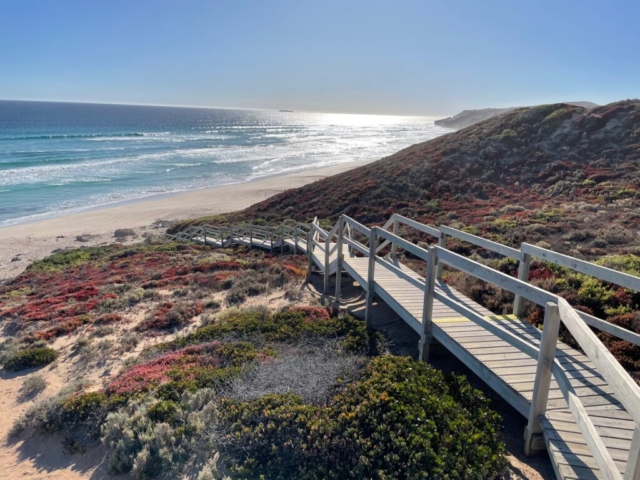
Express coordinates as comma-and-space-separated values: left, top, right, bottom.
0, 241, 307, 342
3, 346, 58, 371
10, 302, 507, 478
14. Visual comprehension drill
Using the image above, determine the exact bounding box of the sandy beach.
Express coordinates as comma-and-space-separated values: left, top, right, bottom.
0, 160, 371, 282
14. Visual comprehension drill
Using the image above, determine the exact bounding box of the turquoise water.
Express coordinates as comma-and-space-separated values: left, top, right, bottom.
0, 101, 448, 226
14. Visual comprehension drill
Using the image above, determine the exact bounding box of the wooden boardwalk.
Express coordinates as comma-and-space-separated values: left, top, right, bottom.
168, 215, 640, 480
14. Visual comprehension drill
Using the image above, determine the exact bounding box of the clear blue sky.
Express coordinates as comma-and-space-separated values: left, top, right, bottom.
1, 0, 638, 116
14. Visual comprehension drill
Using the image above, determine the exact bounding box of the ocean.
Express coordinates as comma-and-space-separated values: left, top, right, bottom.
0, 101, 449, 226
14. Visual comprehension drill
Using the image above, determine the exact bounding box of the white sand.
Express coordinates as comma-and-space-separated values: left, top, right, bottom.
0, 160, 370, 282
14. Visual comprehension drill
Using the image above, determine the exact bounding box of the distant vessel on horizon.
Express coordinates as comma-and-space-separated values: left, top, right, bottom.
279, 109, 294, 112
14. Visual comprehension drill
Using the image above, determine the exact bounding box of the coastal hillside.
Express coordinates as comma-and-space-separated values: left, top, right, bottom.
180, 100, 640, 258
434, 107, 515, 129
434, 101, 598, 130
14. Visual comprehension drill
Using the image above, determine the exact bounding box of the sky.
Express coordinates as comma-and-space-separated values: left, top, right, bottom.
0, 0, 639, 116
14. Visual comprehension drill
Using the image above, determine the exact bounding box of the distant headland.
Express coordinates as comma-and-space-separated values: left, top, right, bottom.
435, 101, 598, 130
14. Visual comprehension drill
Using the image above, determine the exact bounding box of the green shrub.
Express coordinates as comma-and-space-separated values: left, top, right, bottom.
225, 288, 247, 306
102, 389, 217, 478
147, 400, 177, 424
0, 338, 21, 366
151, 309, 380, 355
219, 356, 507, 480
4, 347, 58, 371
19, 375, 48, 398
204, 299, 221, 310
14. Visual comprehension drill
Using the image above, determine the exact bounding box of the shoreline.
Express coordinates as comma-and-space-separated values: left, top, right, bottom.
0, 160, 368, 230
0, 159, 372, 282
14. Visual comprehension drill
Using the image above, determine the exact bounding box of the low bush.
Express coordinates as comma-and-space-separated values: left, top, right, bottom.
91, 326, 115, 338
0, 337, 21, 366
19, 375, 48, 399
218, 356, 507, 479
151, 307, 380, 355
101, 388, 217, 478
226, 341, 365, 405
120, 334, 140, 352
4, 347, 58, 371
107, 341, 265, 397
204, 299, 221, 310
137, 301, 203, 331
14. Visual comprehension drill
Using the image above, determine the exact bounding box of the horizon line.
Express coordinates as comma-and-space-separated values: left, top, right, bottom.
0, 98, 442, 119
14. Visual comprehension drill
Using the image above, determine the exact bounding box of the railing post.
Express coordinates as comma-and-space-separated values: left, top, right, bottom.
436, 232, 447, 280
270, 230, 274, 253
249, 227, 253, 247
307, 229, 313, 281
323, 229, 330, 294
514, 252, 531, 318
280, 226, 284, 254
626, 426, 640, 480
203, 227, 207, 246
294, 228, 298, 255
420, 247, 437, 362
365, 227, 378, 327
335, 217, 344, 302
391, 217, 398, 261
524, 302, 560, 456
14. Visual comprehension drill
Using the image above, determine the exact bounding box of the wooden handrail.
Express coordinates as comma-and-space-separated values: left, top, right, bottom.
395, 214, 441, 239
441, 225, 523, 260
343, 236, 368, 256
342, 215, 371, 236
435, 246, 556, 307
435, 245, 640, 475
375, 227, 430, 261
522, 243, 640, 292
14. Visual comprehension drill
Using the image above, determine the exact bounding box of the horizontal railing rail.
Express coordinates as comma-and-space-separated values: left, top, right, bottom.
522, 243, 640, 291
343, 236, 368, 256
375, 227, 430, 261
441, 225, 524, 261
342, 215, 371, 237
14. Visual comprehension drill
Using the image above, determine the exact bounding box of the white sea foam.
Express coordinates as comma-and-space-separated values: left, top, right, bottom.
0, 107, 449, 225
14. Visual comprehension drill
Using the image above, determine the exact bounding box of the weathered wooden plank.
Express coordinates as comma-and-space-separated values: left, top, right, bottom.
550, 439, 631, 462
543, 423, 632, 451
432, 323, 531, 416
552, 450, 626, 476
548, 411, 635, 431
545, 418, 634, 441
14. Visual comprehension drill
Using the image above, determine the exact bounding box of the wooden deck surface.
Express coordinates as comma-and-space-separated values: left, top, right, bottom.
335, 254, 634, 480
